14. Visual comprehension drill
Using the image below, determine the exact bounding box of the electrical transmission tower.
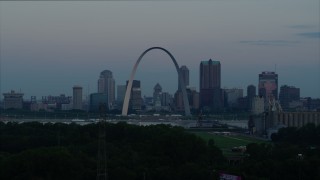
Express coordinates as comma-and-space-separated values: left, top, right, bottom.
96, 103, 108, 180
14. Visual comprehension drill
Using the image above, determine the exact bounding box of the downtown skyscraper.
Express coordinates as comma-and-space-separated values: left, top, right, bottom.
247, 84, 256, 109
98, 70, 115, 108
178, 65, 189, 90
73, 85, 83, 110
126, 80, 142, 112
258, 71, 278, 101
200, 59, 223, 111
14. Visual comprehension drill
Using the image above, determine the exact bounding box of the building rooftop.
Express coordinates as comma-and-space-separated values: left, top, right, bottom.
154, 83, 162, 90
180, 65, 189, 70
201, 59, 220, 65
3, 90, 24, 96
260, 71, 276, 75
100, 70, 113, 77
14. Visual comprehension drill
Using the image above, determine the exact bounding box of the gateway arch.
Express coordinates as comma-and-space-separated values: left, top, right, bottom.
122, 47, 191, 116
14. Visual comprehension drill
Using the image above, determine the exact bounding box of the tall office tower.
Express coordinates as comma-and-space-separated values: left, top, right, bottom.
279, 85, 300, 110
178, 65, 189, 90
98, 70, 115, 108
247, 85, 256, 109
174, 91, 183, 111
73, 86, 83, 110
117, 85, 126, 103
153, 83, 162, 107
200, 59, 223, 110
258, 71, 278, 101
192, 90, 200, 110
126, 80, 142, 111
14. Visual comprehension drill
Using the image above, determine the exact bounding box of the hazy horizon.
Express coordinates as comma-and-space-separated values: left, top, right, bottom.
1, 0, 319, 99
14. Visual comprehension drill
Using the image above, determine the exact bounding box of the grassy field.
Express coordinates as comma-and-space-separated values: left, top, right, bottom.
192, 131, 269, 156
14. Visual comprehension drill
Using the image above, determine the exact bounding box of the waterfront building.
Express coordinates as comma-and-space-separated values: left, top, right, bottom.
61, 103, 73, 111
73, 86, 83, 110
2, 90, 24, 109
300, 97, 320, 111
251, 110, 320, 137
41, 94, 72, 110
90, 93, 108, 112
279, 85, 300, 110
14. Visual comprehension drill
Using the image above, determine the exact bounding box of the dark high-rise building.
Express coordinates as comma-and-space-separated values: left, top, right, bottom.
98, 70, 115, 108
90, 93, 108, 112
117, 85, 126, 103
73, 86, 83, 110
247, 85, 256, 109
258, 71, 278, 101
279, 85, 300, 110
179, 65, 189, 90
247, 85, 256, 99
126, 80, 142, 112
200, 59, 221, 89
200, 59, 223, 110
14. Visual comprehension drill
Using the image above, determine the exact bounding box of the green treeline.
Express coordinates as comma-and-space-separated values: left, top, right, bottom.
1, 122, 320, 180
0, 122, 225, 180
236, 124, 320, 179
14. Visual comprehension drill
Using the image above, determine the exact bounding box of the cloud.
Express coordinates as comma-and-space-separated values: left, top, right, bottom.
297, 32, 320, 39
239, 40, 300, 46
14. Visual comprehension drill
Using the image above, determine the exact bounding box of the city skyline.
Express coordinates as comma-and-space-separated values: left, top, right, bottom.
0, 1, 319, 98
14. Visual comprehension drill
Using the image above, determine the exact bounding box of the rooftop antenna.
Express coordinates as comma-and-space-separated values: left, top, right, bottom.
275, 64, 277, 73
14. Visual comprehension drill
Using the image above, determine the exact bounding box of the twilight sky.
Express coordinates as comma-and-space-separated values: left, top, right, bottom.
0, 0, 319, 100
